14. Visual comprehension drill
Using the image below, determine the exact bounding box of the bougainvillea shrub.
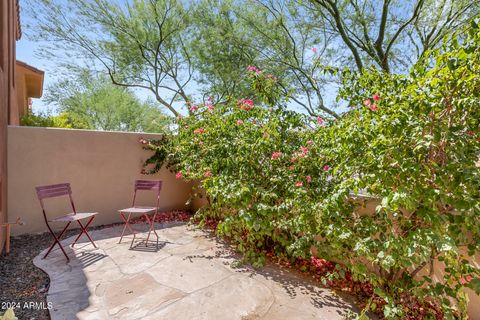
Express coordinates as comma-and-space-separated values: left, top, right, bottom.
173, 100, 332, 266
142, 20, 480, 319
309, 21, 480, 318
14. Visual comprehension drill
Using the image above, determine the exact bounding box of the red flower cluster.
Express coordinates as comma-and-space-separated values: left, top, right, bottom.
266, 74, 278, 82
271, 151, 283, 160
204, 171, 213, 178
194, 128, 205, 134
246, 65, 262, 74
239, 99, 254, 111
207, 103, 214, 113
130, 210, 191, 224
364, 94, 380, 111
300, 146, 309, 156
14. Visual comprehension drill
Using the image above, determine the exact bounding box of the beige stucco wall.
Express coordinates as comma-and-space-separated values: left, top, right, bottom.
7, 126, 194, 236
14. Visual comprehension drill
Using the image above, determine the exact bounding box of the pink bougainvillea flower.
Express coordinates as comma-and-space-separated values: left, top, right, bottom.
363, 99, 371, 106
460, 275, 473, 285
312, 47, 318, 54
138, 138, 148, 145
239, 99, 254, 111
189, 105, 198, 112
246, 65, 261, 74
307, 140, 314, 145
317, 117, 324, 125
295, 181, 304, 187
370, 104, 378, 111
194, 128, 205, 134
243, 99, 254, 106
300, 146, 308, 156
266, 74, 278, 82
175, 171, 183, 179
372, 94, 380, 101
207, 103, 214, 113
271, 151, 283, 160
323, 165, 330, 171
236, 119, 244, 125
208, 96, 213, 102
306, 175, 312, 183
204, 171, 213, 178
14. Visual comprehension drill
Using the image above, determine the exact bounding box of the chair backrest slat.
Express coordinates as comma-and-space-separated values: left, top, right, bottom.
36, 183, 72, 200
134, 180, 162, 191
132, 180, 162, 207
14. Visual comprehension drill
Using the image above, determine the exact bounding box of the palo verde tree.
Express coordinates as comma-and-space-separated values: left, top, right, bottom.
305, 0, 480, 72
191, 0, 342, 118
28, 0, 478, 119
30, 0, 192, 117
191, 0, 479, 118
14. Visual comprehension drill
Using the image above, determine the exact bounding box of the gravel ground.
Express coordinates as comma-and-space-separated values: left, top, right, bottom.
0, 229, 79, 320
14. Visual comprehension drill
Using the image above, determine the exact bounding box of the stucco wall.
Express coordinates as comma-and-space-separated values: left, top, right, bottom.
7, 126, 193, 236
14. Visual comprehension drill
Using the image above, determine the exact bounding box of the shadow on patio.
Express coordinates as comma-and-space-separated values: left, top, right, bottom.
34, 222, 362, 320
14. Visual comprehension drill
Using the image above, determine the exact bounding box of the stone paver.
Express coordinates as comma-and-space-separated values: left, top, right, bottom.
33, 223, 360, 320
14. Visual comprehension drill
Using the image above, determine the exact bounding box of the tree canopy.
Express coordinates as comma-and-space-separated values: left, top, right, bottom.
28, 0, 479, 118
43, 70, 171, 132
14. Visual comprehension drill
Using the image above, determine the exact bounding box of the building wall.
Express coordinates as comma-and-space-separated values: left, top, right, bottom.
15, 61, 45, 120
0, 0, 19, 253
7, 126, 194, 235
14, 64, 26, 120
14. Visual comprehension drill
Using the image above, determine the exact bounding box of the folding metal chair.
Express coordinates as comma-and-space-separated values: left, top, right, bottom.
36, 183, 98, 262
118, 180, 162, 248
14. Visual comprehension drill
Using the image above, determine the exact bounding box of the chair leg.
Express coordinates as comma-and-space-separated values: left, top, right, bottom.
72, 217, 97, 248
119, 212, 134, 244
44, 222, 71, 262
145, 213, 159, 247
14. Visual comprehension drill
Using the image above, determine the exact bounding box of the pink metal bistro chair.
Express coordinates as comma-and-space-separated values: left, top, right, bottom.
36, 183, 99, 262
118, 180, 162, 248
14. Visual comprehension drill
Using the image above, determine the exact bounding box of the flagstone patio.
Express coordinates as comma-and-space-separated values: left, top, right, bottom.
33, 222, 360, 320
